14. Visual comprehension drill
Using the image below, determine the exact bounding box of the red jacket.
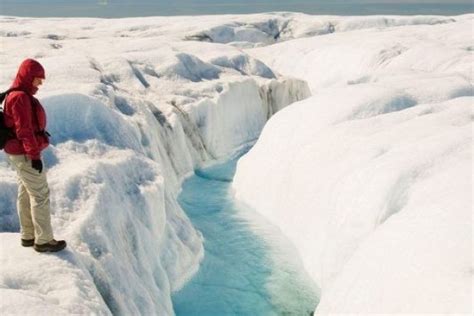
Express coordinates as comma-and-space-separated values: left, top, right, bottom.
4, 59, 49, 160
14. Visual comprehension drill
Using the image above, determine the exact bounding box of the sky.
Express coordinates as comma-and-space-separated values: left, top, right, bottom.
0, 0, 472, 17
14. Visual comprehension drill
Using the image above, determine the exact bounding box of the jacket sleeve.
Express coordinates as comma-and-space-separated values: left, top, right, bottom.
9, 93, 41, 160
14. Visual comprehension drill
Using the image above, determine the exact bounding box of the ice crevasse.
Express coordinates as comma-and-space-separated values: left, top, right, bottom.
0, 14, 311, 315
233, 14, 473, 314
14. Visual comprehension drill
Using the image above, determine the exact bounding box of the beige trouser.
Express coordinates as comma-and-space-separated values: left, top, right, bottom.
7, 154, 54, 245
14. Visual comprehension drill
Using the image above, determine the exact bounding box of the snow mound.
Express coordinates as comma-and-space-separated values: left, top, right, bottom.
234, 97, 472, 315
44, 94, 141, 150
210, 54, 276, 79
233, 15, 473, 314
157, 53, 222, 82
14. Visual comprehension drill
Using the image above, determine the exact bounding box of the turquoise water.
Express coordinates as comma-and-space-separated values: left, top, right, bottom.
172, 154, 318, 315
1, 1, 472, 17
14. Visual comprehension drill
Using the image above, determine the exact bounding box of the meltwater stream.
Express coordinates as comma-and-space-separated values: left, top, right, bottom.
172, 153, 319, 315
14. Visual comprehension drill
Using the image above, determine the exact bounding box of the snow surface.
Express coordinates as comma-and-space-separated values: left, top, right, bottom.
0, 12, 472, 315
0, 233, 110, 315
233, 14, 473, 314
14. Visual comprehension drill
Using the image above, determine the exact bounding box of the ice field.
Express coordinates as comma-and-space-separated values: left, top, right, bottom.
0, 12, 472, 315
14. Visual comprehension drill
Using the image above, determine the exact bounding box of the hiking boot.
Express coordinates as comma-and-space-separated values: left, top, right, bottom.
34, 239, 67, 253
21, 238, 35, 247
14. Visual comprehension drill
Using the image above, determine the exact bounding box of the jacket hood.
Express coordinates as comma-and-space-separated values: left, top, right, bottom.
11, 59, 45, 95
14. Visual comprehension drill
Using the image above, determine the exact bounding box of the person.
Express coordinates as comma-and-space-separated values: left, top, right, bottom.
3, 59, 66, 253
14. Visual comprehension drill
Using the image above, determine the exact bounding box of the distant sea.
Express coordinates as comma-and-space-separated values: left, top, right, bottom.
0, 0, 472, 17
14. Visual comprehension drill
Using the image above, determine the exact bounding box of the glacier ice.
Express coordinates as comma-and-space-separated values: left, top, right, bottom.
0, 12, 472, 315
233, 14, 473, 314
